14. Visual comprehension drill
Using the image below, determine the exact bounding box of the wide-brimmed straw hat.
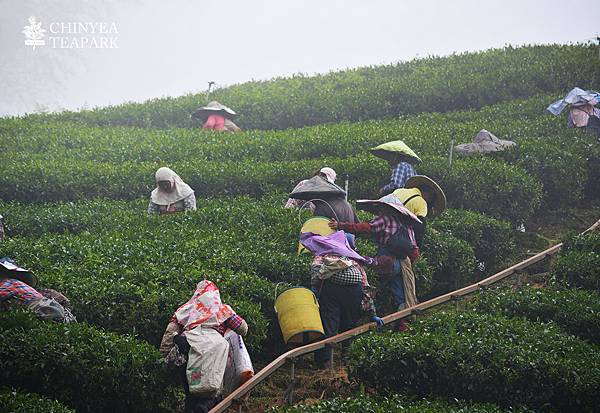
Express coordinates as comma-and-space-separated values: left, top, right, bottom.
454, 130, 516, 155
405, 175, 447, 217
289, 175, 346, 201
192, 101, 237, 119
356, 194, 421, 224
370, 140, 421, 164
0, 257, 38, 288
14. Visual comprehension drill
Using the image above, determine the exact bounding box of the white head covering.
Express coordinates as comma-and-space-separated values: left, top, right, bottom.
150, 167, 194, 206
319, 167, 337, 183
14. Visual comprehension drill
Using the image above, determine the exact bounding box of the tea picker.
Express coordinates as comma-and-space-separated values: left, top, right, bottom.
371, 140, 421, 194
547, 87, 600, 137
159, 280, 253, 413
329, 193, 422, 331
0, 257, 76, 323
191, 82, 242, 132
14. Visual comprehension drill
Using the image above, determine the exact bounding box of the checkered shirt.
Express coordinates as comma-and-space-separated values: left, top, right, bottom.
369, 214, 403, 245
0, 278, 42, 304
382, 162, 416, 193
212, 314, 245, 336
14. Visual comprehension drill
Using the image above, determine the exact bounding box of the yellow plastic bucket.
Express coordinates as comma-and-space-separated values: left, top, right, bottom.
298, 216, 335, 254
274, 287, 324, 346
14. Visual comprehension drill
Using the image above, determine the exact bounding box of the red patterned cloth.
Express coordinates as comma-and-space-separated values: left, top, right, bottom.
0, 278, 42, 304
172, 280, 236, 331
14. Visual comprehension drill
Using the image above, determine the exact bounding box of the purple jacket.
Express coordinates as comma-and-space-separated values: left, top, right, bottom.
299, 231, 375, 266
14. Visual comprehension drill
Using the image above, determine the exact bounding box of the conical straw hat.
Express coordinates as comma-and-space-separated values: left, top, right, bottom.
370, 140, 421, 164
192, 101, 237, 119
356, 194, 421, 224
405, 175, 446, 217
288, 175, 346, 201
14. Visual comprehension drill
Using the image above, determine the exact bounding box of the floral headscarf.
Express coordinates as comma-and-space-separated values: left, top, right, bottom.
173, 280, 235, 331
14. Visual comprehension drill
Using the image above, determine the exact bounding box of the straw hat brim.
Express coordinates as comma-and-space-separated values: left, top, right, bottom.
405, 175, 446, 217
288, 176, 347, 201
356, 199, 422, 224
0, 267, 38, 288
370, 149, 421, 164
192, 108, 236, 120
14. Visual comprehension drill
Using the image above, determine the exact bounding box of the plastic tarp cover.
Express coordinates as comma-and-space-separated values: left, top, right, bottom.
454, 129, 516, 155
547, 87, 600, 115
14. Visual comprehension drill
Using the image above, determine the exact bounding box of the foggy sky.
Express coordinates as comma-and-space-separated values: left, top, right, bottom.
1, 0, 599, 117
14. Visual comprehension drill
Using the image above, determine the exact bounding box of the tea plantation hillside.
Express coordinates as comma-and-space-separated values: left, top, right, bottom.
1, 43, 600, 412
2, 94, 599, 224
38, 44, 600, 130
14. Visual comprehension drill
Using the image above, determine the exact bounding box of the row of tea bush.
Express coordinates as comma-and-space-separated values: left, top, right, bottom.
46, 44, 600, 130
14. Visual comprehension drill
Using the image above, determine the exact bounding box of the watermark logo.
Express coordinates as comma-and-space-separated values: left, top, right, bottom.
22, 16, 119, 49
23, 16, 46, 50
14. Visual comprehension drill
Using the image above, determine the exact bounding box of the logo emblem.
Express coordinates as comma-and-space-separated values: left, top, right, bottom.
23, 16, 46, 49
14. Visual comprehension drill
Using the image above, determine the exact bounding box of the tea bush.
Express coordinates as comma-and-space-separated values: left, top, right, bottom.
420, 156, 543, 223
490, 137, 591, 207
471, 285, 600, 344
0, 152, 544, 225
347, 312, 600, 411
0, 311, 169, 413
421, 229, 477, 296
277, 394, 531, 413
551, 231, 600, 290
0, 197, 482, 313
431, 209, 515, 273
0, 94, 568, 164
0, 388, 75, 413
48, 44, 600, 130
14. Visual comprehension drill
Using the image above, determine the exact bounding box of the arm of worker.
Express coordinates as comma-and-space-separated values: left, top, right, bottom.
225, 314, 248, 337
183, 193, 197, 212
412, 218, 426, 250
148, 200, 160, 215
361, 288, 384, 327
159, 320, 182, 358
328, 219, 372, 234
380, 163, 403, 194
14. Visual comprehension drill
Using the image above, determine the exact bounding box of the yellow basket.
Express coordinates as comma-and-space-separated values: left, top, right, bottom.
298, 216, 335, 254
274, 287, 324, 346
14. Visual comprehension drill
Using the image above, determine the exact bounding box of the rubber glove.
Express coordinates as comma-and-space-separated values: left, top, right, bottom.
311, 286, 319, 296
371, 315, 384, 327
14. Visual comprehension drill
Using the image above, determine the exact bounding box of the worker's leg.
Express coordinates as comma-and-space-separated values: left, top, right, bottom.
388, 258, 406, 309
400, 258, 418, 308
315, 281, 341, 368
338, 283, 363, 356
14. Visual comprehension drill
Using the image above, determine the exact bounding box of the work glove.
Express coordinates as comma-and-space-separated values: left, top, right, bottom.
408, 247, 421, 263
371, 315, 384, 327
